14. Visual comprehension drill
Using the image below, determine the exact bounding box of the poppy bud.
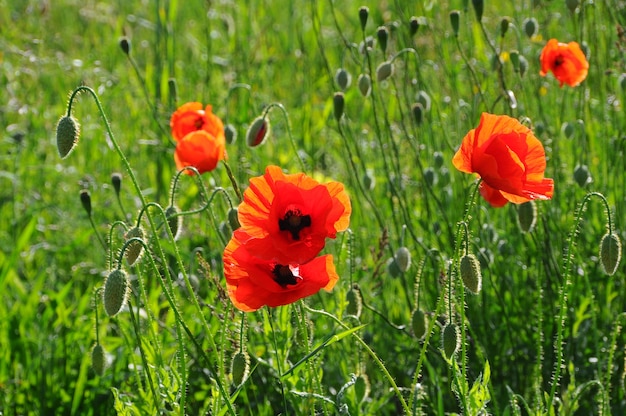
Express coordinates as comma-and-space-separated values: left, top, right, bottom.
500, 17, 510, 37
411, 102, 424, 126
433, 151, 444, 169
230, 351, 250, 387
219, 221, 232, 240
518, 55, 528, 77
394, 246, 411, 272
124, 226, 145, 266
103, 269, 130, 317
345, 285, 363, 318
362, 169, 376, 190
376, 61, 394, 82
442, 323, 460, 359
523, 18, 538, 38
573, 164, 592, 187
460, 253, 482, 294
111, 173, 122, 196
358, 6, 369, 31
357, 74, 372, 97
91, 343, 107, 376
566, 0, 579, 13
246, 116, 270, 147
471, 0, 483, 22
599, 232, 621, 276
416, 90, 431, 112
119, 37, 130, 55
449, 10, 460, 37
227, 207, 241, 231
411, 309, 428, 339
618, 73, 626, 91
386, 257, 402, 278
224, 123, 237, 144
354, 374, 371, 402
333, 92, 345, 121
56, 115, 80, 158
165, 205, 182, 240
561, 122, 575, 138
376, 26, 389, 54
423, 167, 436, 187
80, 189, 92, 217
409, 16, 420, 36
517, 201, 537, 233
510, 50, 520, 71
168, 77, 177, 104
334, 68, 352, 90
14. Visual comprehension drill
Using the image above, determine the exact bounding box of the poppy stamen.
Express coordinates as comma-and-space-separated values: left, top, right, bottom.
554, 55, 564, 67
279, 209, 312, 241
272, 264, 299, 287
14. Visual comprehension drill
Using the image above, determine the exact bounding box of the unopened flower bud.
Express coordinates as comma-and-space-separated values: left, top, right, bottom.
518, 55, 528, 77
500, 17, 510, 37
103, 269, 130, 317
600, 232, 621, 276
354, 374, 370, 402
386, 257, 402, 278
246, 116, 270, 147
119, 37, 130, 55
165, 205, 182, 240
523, 18, 538, 38
358, 6, 369, 31
411, 309, 428, 339
442, 323, 460, 359
411, 102, 424, 125
357, 74, 372, 97
423, 167, 436, 187
471, 0, 483, 22
416, 90, 431, 112
224, 123, 237, 144
394, 246, 411, 272
111, 173, 122, 196
227, 207, 241, 231
376, 26, 389, 54
230, 351, 250, 387
433, 151, 444, 169
80, 189, 92, 217
510, 50, 520, 71
333, 92, 345, 121
409, 16, 420, 36
517, 201, 537, 233
168, 77, 177, 103
573, 164, 592, 187
376, 61, 394, 82
334, 68, 352, 90
56, 115, 80, 158
91, 343, 107, 376
566, 0, 579, 13
362, 170, 376, 190
460, 253, 482, 294
345, 285, 363, 318
449, 10, 460, 37
124, 226, 145, 266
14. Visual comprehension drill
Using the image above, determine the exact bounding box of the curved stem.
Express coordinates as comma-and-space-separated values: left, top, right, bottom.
261, 103, 307, 172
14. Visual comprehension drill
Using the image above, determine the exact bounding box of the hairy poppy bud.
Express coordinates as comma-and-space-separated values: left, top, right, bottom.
246, 116, 270, 147
230, 351, 250, 387
500, 17, 510, 37
376, 61, 394, 82
354, 374, 371, 402
411, 309, 428, 340
409, 16, 420, 36
460, 253, 482, 294
111, 173, 122, 196
357, 74, 372, 97
523, 18, 538, 38
56, 115, 80, 158
333, 92, 345, 121
386, 257, 402, 278
103, 269, 130, 317
442, 323, 460, 359
411, 102, 424, 126
358, 6, 369, 31
376, 26, 389, 54
227, 207, 241, 231
124, 226, 145, 266
395, 246, 411, 272
165, 205, 182, 240
334, 68, 352, 90
91, 343, 107, 376
449, 10, 460, 37
119, 37, 130, 55
600, 232, 621, 276
80, 189, 92, 217
345, 285, 363, 318
471, 0, 483, 22
224, 123, 237, 144
573, 164, 592, 187
517, 201, 537, 233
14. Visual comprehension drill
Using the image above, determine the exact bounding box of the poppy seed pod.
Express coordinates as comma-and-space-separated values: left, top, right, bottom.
103, 269, 130, 317
376, 61, 394, 82
411, 309, 428, 340
460, 253, 482, 294
124, 226, 145, 266
600, 232, 622, 276
523, 18, 538, 38
56, 115, 80, 158
517, 201, 537, 233
224, 123, 237, 144
449, 11, 460, 37
91, 343, 107, 376
442, 323, 460, 359
376, 26, 389, 54
334, 68, 352, 90
357, 74, 372, 97
80, 189, 92, 217
345, 285, 363, 318
165, 205, 182, 240
358, 6, 369, 31
230, 351, 250, 387
333, 92, 345, 121
246, 116, 270, 147
409, 16, 420, 36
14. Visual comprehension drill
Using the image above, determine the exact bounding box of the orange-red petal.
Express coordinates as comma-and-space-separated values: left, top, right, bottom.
174, 130, 226, 174
170, 102, 205, 142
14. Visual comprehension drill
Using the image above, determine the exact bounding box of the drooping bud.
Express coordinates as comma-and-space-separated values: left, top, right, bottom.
386, 257, 402, 278
357, 74, 372, 97
345, 285, 363, 318
91, 343, 107, 376
518, 55, 528, 77
411, 309, 428, 340
411, 102, 424, 125
376, 26, 389, 54
362, 169, 376, 190
80, 189, 92, 217
376, 61, 394, 82
394, 246, 411, 272
566, 0, 579, 13
119, 37, 130, 55
471, 0, 483, 22
246, 116, 270, 147
599, 232, 622, 276
334, 68, 352, 90
423, 167, 436, 187
416, 90, 431, 112
561, 122, 575, 138
409, 16, 420, 36
56, 115, 80, 158
442, 323, 460, 359
517, 201, 537, 233
510, 50, 520, 71
124, 226, 145, 266
460, 253, 482, 294
500, 17, 510, 37
523, 18, 538, 38
573, 164, 592, 187
111, 173, 122, 196
230, 351, 250, 387
449, 10, 460, 37
165, 205, 182, 240
103, 269, 130, 317
354, 374, 371, 402
227, 207, 241, 231
433, 151, 444, 169
358, 6, 369, 31
224, 123, 237, 144
333, 92, 345, 121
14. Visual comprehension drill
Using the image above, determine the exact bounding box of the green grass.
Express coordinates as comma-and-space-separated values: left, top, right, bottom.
1, 0, 626, 414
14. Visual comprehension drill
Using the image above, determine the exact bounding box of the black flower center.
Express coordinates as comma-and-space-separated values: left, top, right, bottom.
272, 265, 299, 287
278, 209, 311, 241
554, 55, 564, 67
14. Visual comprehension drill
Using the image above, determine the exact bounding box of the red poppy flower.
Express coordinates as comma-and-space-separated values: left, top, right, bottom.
539, 39, 589, 87
452, 113, 554, 207
170, 102, 225, 142
174, 130, 226, 174
223, 230, 339, 312
237, 165, 351, 264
